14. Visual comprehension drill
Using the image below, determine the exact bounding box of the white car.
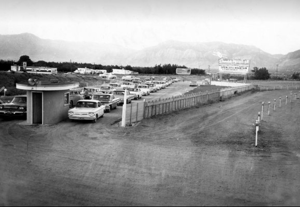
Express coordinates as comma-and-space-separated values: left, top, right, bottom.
68, 100, 105, 123
137, 84, 151, 95
127, 88, 144, 99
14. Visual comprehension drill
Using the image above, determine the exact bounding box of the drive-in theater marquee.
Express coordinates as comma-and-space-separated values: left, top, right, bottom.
218, 58, 250, 74
176, 68, 191, 75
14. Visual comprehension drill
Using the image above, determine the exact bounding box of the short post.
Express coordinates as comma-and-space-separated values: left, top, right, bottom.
255, 120, 259, 147
286, 95, 288, 105
273, 99, 276, 111
257, 111, 261, 123
136, 102, 139, 122
129, 101, 133, 124
261, 102, 264, 121
279, 97, 281, 108
268, 101, 271, 116
121, 89, 128, 127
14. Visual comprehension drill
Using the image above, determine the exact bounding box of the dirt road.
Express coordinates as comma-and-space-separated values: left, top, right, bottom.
0, 89, 300, 205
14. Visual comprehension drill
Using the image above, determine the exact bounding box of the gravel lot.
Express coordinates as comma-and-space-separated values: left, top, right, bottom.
0, 84, 300, 205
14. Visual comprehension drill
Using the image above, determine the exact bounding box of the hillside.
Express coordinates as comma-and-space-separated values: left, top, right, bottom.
0, 33, 133, 65
126, 40, 280, 69
1, 33, 300, 72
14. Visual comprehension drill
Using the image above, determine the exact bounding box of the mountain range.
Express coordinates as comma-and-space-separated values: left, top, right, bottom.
0, 33, 300, 73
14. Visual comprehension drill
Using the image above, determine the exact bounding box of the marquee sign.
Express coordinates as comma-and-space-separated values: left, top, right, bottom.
218, 58, 250, 74
176, 68, 191, 75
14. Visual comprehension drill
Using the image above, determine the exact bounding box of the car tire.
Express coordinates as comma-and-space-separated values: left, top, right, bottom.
94, 114, 98, 123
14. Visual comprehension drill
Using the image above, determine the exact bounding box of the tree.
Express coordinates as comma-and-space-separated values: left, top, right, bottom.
17, 55, 33, 66
291, 72, 300, 80
252, 67, 270, 80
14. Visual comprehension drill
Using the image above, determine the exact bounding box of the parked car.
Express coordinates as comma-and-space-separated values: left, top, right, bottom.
109, 82, 122, 88
69, 88, 84, 108
189, 81, 198, 87
114, 88, 136, 104
92, 93, 120, 112
0, 95, 27, 119
68, 100, 105, 123
137, 84, 151, 95
127, 88, 144, 99
121, 81, 136, 89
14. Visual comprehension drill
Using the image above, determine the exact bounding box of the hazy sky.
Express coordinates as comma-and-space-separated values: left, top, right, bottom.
1, 0, 300, 54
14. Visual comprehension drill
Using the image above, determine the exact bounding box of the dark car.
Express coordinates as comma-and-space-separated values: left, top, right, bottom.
0, 95, 27, 119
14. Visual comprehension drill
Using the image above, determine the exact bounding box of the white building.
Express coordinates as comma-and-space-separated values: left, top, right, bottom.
112, 68, 133, 75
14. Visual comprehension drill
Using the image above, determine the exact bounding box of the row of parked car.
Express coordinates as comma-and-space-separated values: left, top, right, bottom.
0, 76, 181, 122
67, 77, 180, 122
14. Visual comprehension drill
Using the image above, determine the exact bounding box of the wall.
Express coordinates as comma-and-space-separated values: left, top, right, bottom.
43, 91, 69, 124
26, 91, 33, 124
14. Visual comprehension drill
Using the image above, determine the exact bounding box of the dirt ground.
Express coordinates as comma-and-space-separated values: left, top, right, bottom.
0, 87, 300, 206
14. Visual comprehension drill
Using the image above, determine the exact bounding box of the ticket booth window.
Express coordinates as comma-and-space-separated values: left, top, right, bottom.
64, 92, 70, 105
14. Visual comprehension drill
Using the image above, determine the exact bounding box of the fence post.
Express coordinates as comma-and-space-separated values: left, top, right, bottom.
255, 120, 259, 147
143, 100, 146, 119
261, 102, 264, 121
268, 101, 271, 116
278, 97, 281, 108
130, 101, 133, 124
136, 102, 139, 122
121, 89, 128, 127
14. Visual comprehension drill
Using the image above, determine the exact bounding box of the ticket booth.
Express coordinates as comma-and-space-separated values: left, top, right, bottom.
16, 80, 79, 125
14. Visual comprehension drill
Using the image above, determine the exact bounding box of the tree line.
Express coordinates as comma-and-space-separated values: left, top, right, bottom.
0, 55, 206, 75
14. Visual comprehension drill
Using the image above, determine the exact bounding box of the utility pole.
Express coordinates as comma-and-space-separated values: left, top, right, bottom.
276, 64, 279, 78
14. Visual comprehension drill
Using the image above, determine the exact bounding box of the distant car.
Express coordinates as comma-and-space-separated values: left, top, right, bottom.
68, 100, 105, 123
189, 81, 198, 87
69, 88, 84, 108
109, 82, 122, 88
0, 95, 27, 119
127, 88, 144, 99
114, 88, 136, 104
137, 84, 151, 95
92, 93, 120, 112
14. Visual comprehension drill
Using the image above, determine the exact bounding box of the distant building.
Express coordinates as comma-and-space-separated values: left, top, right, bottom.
112, 68, 133, 75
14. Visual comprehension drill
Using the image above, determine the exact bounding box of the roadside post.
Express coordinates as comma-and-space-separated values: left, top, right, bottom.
255, 120, 259, 147
261, 102, 264, 121
273, 99, 276, 111
286, 95, 288, 105
121, 89, 128, 127
290, 92, 292, 103
268, 101, 271, 116
279, 97, 281, 108
257, 112, 261, 123
129, 100, 133, 125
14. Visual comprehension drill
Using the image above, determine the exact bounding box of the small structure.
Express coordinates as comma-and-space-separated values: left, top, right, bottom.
16, 79, 79, 125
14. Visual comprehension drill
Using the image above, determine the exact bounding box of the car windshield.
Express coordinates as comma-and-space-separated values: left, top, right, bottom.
94, 95, 110, 100
100, 86, 110, 90
115, 91, 124, 95
11, 97, 26, 104
76, 101, 97, 108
